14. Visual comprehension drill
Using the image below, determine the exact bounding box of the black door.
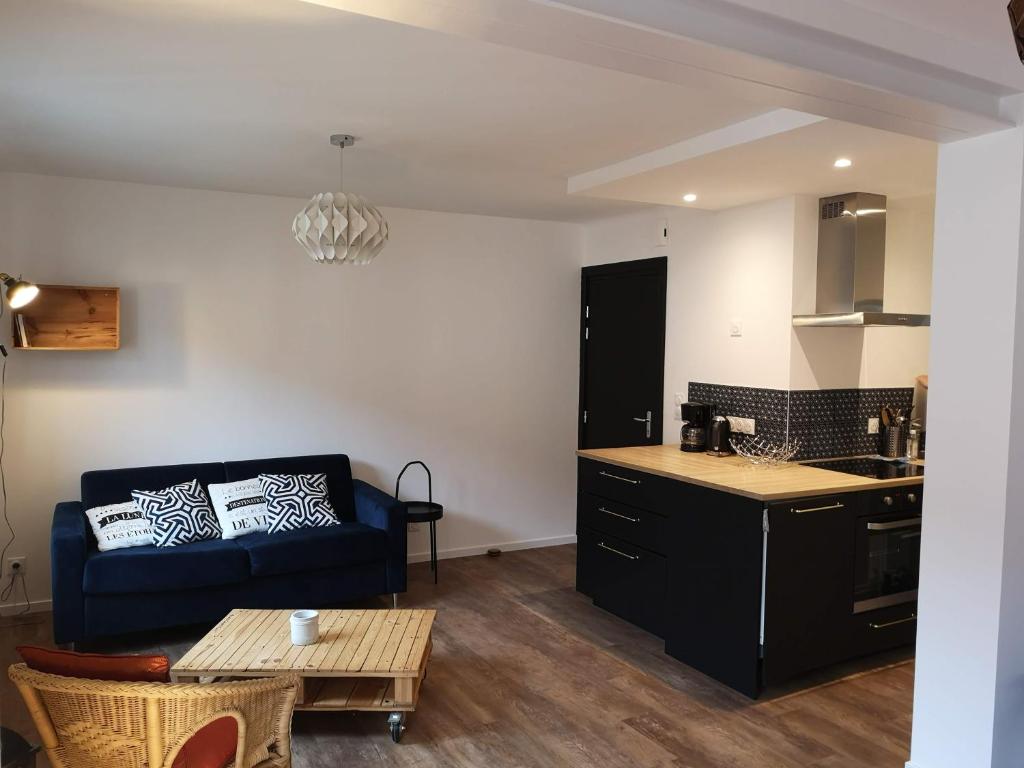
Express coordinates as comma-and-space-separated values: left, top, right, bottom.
579, 257, 666, 449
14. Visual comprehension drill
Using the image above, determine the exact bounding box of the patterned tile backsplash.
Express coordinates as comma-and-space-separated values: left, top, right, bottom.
687, 382, 914, 460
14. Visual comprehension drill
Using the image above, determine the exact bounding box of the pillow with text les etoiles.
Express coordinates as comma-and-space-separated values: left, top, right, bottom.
85, 501, 154, 552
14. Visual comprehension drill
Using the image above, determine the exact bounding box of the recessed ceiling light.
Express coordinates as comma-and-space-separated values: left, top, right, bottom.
834, 158, 853, 168
682, 193, 698, 203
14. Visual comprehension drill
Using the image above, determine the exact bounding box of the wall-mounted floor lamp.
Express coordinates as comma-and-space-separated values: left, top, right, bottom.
0, 274, 38, 310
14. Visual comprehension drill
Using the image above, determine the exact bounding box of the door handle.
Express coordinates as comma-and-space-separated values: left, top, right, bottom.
632, 410, 652, 439
869, 614, 917, 629
867, 518, 922, 531
598, 471, 640, 485
791, 502, 845, 514
599, 506, 639, 523
597, 541, 639, 561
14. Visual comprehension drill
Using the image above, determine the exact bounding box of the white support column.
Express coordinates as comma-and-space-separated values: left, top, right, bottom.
909, 125, 1024, 768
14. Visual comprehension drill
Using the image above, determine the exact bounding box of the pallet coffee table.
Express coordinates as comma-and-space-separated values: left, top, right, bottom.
171, 608, 435, 742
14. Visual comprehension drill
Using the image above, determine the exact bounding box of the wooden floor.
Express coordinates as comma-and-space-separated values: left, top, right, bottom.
0, 545, 914, 767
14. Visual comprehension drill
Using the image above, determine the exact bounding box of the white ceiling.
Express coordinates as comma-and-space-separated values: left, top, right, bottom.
0, 0, 768, 221
0, 0, 941, 222
570, 119, 938, 210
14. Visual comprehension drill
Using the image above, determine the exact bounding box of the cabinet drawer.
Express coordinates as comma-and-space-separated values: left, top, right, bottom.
579, 458, 660, 510
579, 529, 666, 637
850, 604, 918, 655
579, 493, 667, 555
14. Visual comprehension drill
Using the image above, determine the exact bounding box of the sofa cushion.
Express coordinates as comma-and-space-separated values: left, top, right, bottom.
83, 538, 249, 595
172, 716, 238, 768
235, 523, 387, 577
82, 462, 227, 514
224, 455, 355, 522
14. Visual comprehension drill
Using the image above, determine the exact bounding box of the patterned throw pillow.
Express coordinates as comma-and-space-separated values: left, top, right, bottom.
258, 473, 339, 534
132, 480, 221, 547
207, 479, 270, 539
85, 501, 155, 551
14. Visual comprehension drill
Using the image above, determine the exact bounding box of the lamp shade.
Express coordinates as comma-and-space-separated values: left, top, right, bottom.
1, 274, 39, 308
292, 192, 389, 265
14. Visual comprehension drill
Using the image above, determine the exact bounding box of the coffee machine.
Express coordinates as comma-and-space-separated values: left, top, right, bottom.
679, 402, 709, 452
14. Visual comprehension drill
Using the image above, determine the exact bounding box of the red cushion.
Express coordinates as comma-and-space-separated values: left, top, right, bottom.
172, 716, 239, 768
17, 645, 170, 682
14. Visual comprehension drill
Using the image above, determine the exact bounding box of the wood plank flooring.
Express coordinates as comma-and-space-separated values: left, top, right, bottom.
0, 545, 913, 767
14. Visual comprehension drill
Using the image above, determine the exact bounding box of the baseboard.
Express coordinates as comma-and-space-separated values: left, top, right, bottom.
408, 534, 576, 564
0, 597, 52, 616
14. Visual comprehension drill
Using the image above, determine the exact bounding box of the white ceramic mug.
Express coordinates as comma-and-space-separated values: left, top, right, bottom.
290, 609, 320, 645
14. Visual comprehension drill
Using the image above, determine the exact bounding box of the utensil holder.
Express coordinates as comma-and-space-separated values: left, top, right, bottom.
290, 610, 319, 645
880, 425, 905, 458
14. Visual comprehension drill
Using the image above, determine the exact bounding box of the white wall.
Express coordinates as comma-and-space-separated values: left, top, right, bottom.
584, 194, 933, 443
0, 172, 584, 609
908, 127, 1024, 768
583, 198, 797, 443
789, 194, 933, 391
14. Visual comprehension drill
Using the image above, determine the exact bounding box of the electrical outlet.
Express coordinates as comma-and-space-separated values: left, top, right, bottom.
674, 393, 685, 420
867, 417, 880, 435
4, 556, 26, 576
728, 417, 755, 435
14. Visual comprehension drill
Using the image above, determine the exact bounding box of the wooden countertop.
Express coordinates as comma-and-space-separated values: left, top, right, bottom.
576, 444, 923, 502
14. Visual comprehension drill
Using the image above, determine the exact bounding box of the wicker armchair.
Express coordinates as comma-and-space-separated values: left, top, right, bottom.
8, 664, 298, 768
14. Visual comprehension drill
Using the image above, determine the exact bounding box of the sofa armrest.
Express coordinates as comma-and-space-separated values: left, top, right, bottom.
51, 501, 89, 646
353, 480, 407, 594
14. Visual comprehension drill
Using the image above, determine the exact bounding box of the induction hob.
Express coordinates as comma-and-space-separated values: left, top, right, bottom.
802, 456, 925, 480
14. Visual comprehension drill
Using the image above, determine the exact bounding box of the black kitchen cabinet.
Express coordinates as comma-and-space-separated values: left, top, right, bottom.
578, 528, 667, 636
665, 485, 764, 697
762, 493, 861, 686
575, 457, 921, 698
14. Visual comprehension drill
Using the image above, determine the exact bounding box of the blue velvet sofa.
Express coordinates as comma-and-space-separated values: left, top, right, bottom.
51, 454, 406, 646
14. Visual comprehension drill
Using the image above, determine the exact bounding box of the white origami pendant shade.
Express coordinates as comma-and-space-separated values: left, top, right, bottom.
292, 135, 389, 265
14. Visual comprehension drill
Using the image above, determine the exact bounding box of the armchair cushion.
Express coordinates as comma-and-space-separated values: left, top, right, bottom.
172, 716, 238, 768
235, 522, 387, 577
83, 539, 249, 595
17, 645, 170, 682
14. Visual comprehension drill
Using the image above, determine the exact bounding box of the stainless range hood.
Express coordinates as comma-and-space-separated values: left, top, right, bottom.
792, 193, 931, 328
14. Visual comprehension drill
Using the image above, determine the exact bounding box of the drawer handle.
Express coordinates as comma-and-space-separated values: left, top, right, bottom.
869, 614, 917, 629
599, 471, 640, 485
599, 507, 639, 523
792, 502, 845, 514
597, 542, 638, 561
867, 518, 921, 531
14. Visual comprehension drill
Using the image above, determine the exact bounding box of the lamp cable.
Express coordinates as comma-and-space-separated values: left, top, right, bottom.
0, 303, 30, 615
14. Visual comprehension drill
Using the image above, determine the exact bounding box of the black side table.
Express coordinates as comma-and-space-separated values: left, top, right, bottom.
396, 461, 443, 584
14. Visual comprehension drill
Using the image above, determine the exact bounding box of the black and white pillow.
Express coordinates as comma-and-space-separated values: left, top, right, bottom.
258, 473, 339, 534
85, 501, 155, 552
132, 480, 220, 547
208, 479, 270, 539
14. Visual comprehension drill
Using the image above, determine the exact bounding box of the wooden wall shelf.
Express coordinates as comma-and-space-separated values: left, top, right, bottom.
12, 285, 120, 351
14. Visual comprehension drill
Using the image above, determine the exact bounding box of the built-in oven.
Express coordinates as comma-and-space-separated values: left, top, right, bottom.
853, 490, 922, 614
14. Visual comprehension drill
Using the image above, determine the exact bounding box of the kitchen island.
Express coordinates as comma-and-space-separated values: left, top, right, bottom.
576, 445, 923, 697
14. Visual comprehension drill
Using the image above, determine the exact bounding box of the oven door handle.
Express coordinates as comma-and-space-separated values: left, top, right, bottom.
866, 517, 922, 531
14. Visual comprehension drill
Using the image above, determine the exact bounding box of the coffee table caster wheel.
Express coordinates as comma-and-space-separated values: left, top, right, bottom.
388, 712, 405, 743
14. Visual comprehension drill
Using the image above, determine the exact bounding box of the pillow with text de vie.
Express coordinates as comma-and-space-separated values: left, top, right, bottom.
207, 479, 270, 539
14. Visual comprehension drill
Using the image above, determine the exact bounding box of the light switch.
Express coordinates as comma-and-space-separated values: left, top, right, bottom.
729, 318, 743, 337
867, 418, 880, 434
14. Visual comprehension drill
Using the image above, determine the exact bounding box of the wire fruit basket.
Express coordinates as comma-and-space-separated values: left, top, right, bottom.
730, 435, 801, 466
